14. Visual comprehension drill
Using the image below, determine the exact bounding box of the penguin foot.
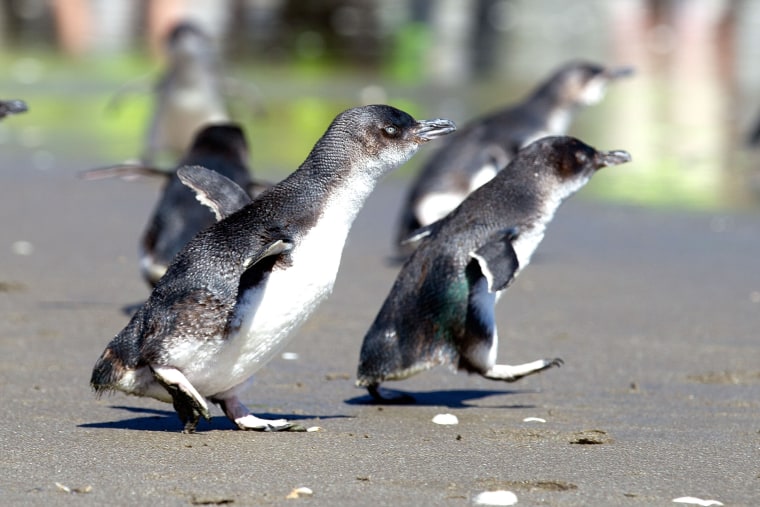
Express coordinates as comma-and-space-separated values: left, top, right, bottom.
212, 395, 294, 431
483, 357, 563, 383
151, 365, 210, 433
235, 414, 294, 432
367, 384, 416, 404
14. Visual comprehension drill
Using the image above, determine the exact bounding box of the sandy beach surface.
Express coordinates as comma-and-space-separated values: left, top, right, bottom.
1, 155, 758, 506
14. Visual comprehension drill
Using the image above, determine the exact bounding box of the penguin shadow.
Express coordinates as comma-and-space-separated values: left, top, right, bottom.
345, 388, 539, 409
80, 405, 349, 432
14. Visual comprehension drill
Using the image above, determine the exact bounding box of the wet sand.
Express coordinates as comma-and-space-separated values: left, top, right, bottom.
1, 159, 758, 506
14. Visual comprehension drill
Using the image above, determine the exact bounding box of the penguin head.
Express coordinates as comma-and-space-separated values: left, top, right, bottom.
318, 105, 456, 176
183, 123, 249, 167
547, 61, 634, 107
527, 136, 631, 184
165, 20, 214, 63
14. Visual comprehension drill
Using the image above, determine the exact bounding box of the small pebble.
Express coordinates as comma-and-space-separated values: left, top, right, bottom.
281, 352, 299, 360
55, 482, 92, 494
432, 413, 458, 425
473, 490, 518, 506
522, 417, 546, 423
672, 497, 723, 506
306, 426, 323, 432
12, 240, 34, 256
286, 486, 313, 499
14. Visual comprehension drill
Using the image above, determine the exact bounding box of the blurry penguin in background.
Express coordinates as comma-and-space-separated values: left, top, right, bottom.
395, 60, 633, 257
81, 123, 268, 288
109, 20, 263, 165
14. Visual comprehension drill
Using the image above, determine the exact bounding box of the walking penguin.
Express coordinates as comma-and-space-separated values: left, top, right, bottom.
357, 136, 631, 403
91, 105, 456, 431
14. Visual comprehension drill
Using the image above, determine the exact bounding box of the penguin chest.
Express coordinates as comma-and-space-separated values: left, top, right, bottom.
197, 220, 350, 395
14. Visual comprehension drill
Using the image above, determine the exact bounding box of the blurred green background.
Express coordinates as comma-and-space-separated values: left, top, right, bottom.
1, 0, 759, 211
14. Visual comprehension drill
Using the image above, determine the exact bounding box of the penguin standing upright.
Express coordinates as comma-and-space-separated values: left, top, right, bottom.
396, 61, 632, 256
91, 105, 456, 432
357, 136, 631, 403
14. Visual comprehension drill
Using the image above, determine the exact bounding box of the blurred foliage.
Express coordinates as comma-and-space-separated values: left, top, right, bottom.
0, 47, 756, 211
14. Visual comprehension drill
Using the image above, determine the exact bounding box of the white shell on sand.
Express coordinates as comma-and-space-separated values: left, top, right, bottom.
431, 413, 459, 425
672, 497, 723, 506
473, 490, 518, 506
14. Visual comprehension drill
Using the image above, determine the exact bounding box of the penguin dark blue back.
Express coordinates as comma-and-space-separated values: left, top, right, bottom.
91, 105, 456, 432
358, 136, 631, 403
396, 61, 633, 256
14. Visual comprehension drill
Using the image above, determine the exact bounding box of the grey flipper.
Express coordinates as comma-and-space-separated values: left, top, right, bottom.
177, 165, 253, 221
457, 228, 520, 373
462, 228, 563, 379
468, 227, 520, 292
78, 164, 169, 181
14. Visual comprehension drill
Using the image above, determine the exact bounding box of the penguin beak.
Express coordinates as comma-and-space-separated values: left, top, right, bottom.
413, 119, 457, 142
604, 66, 635, 80
594, 149, 632, 170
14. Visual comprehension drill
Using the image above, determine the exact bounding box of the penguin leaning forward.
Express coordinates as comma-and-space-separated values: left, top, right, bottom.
395, 60, 632, 257
357, 136, 631, 403
91, 105, 456, 432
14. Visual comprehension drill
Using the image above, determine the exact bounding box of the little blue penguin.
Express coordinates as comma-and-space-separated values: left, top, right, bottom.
91, 105, 456, 432
82, 123, 263, 287
0, 99, 27, 119
396, 60, 633, 256
357, 136, 631, 403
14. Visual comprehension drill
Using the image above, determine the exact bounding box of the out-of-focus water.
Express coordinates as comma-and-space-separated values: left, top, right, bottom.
1, 0, 759, 212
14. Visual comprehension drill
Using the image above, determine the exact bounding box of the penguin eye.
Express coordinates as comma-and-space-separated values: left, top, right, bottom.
383, 125, 399, 137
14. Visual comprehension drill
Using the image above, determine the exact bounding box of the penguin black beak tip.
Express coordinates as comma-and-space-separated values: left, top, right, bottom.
414, 119, 457, 142
596, 149, 632, 168
606, 66, 635, 79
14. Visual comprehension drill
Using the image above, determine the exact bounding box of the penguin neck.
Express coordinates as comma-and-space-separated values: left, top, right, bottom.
282, 148, 393, 229
171, 55, 219, 87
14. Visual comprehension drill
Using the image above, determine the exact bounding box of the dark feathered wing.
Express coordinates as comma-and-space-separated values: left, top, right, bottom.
177, 165, 253, 220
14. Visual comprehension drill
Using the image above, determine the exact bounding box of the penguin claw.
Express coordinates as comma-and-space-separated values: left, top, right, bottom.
367, 385, 416, 405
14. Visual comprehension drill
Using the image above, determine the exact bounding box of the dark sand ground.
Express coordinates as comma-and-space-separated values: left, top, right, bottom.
1, 157, 758, 506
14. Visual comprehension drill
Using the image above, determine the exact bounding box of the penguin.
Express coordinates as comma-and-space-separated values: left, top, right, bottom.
395, 61, 633, 256
357, 136, 631, 403
81, 123, 266, 287
0, 99, 27, 119
91, 105, 456, 432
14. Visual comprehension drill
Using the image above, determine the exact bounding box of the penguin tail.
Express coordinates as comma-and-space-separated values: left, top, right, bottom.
90, 348, 126, 396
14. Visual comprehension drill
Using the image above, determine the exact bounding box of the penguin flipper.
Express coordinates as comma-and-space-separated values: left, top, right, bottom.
468, 227, 521, 292
461, 245, 563, 381
177, 165, 253, 221
78, 164, 168, 181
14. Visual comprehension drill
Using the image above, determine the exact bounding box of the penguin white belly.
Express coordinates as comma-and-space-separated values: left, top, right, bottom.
189, 216, 351, 396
